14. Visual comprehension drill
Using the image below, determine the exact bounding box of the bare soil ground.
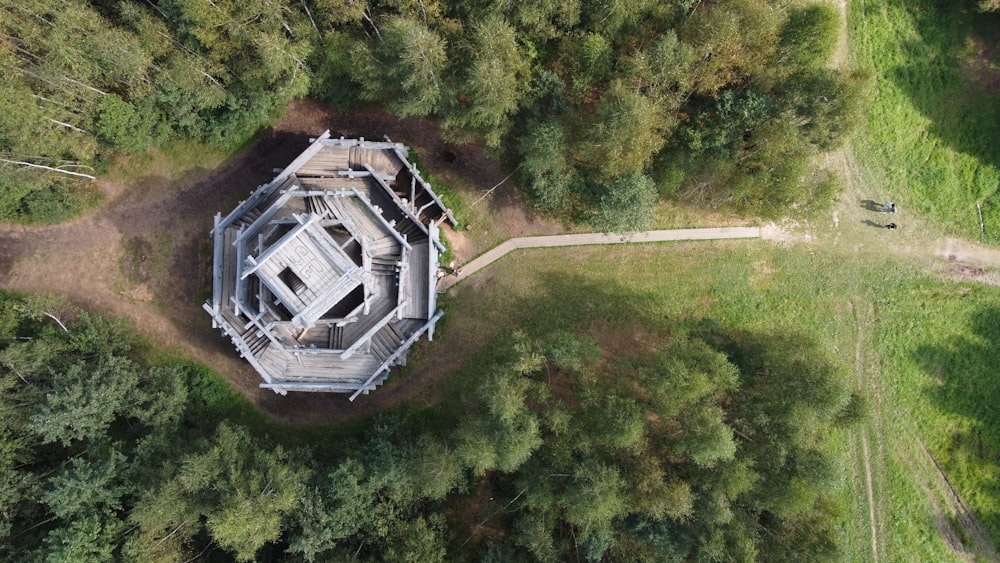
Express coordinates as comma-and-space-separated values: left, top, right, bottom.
0, 100, 565, 425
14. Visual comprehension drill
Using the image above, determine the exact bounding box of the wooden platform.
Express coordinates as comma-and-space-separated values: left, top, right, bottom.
206, 133, 451, 396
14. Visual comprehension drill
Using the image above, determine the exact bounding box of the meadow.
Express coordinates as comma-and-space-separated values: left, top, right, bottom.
844, 0, 1000, 557
850, 0, 1000, 243
424, 235, 1000, 561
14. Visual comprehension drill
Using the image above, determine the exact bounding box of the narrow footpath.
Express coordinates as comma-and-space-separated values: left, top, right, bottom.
438, 226, 761, 290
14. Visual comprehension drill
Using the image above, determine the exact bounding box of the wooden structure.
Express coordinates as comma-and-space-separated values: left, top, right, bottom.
204, 132, 455, 399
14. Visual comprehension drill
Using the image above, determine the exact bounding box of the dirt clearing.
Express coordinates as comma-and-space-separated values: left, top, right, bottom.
0, 100, 560, 425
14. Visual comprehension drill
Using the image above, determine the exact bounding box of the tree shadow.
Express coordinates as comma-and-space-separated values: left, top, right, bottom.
913, 305, 1000, 539
96, 131, 331, 419
881, 0, 1000, 170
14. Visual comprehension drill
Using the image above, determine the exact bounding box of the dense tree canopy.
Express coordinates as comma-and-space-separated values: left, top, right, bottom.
0, 0, 863, 227
0, 292, 863, 561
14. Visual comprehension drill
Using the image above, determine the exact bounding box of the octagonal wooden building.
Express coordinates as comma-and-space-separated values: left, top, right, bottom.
204, 131, 455, 399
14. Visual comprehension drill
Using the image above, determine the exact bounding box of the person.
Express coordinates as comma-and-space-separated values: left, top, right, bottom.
886, 223, 897, 230
884, 202, 897, 214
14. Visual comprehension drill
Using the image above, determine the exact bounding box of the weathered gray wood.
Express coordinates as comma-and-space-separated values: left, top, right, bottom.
363, 163, 433, 241
350, 189, 412, 251
210, 213, 223, 318
349, 309, 443, 401
209, 135, 448, 396
340, 304, 402, 359
203, 303, 275, 383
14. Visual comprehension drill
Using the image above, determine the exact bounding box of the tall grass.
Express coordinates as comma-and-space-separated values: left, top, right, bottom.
850, 0, 1000, 242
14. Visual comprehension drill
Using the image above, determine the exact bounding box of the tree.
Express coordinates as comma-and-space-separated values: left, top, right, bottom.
384, 515, 447, 562
680, 0, 783, 94
130, 423, 308, 561
287, 458, 375, 560
582, 0, 659, 36
43, 449, 128, 520
42, 511, 124, 563
413, 435, 463, 500
29, 357, 140, 446
445, 14, 531, 147
507, 0, 581, 40
777, 3, 839, 71
625, 30, 697, 106
592, 172, 658, 234
579, 81, 667, 179
454, 368, 543, 475
94, 94, 155, 152
518, 120, 579, 213
351, 16, 448, 117
781, 68, 869, 151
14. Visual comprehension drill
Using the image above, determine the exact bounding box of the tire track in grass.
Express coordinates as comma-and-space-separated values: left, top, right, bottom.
850, 299, 881, 561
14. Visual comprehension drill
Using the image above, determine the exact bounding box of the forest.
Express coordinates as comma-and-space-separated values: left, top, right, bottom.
0, 0, 895, 560
0, 0, 864, 227
0, 292, 865, 560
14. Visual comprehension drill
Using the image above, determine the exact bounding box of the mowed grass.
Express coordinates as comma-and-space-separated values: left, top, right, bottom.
850, 0, 1000, 242
431, 239, 1000, 560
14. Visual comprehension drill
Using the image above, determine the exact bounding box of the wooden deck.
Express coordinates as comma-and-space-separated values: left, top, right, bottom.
295, 146, 350, 176
403, 241, 429, 319
349, 146, 403, 176
206, 132, 445, 396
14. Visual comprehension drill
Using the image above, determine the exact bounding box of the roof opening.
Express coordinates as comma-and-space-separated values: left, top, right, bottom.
321, 285, 365, 319
279, 267, 307, 295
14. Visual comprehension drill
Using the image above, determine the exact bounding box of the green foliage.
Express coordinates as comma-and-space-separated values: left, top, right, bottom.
518, 120, 579, 213
311, 32, 361, 110
94, 94, 155, 153
778, 3, 840, 71
0, 0, 313, 222
454, 368, 543, 475
131, 422, 309, 561
43, 449, 128, 519
3, 181, 101, 225
592, 172, 658, 233
0, 0, 862, 224
384, 515, 447, 562
445, 14, 532, 147
29, 356, 153, 446
352, 16, 448, 117
581, 81, 667, 179
782, 68, 870, 151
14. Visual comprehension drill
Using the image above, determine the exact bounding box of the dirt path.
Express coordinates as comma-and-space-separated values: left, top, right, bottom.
782, 1, 1000, 559
0, 100, 564, 425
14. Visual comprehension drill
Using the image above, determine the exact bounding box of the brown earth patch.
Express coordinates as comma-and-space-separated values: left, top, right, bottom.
0, 99, 557, 425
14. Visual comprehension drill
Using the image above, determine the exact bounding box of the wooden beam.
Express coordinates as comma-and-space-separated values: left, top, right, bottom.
382, 135, 457, 226
350, 189, 412, 251
349, 309, 443, 401
240, 213, 319, 280
340, 305, 402, 359
363, 163, 432, 239
232, 192, 294, 248
427, 223, 440, 321
203, 303, 275, 383
211, 213, 223, 315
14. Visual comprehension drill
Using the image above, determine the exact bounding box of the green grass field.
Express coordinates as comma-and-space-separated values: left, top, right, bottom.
427, 237, 1000, 560
850, 0, 1000, 243
847, 1, 1000, 557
